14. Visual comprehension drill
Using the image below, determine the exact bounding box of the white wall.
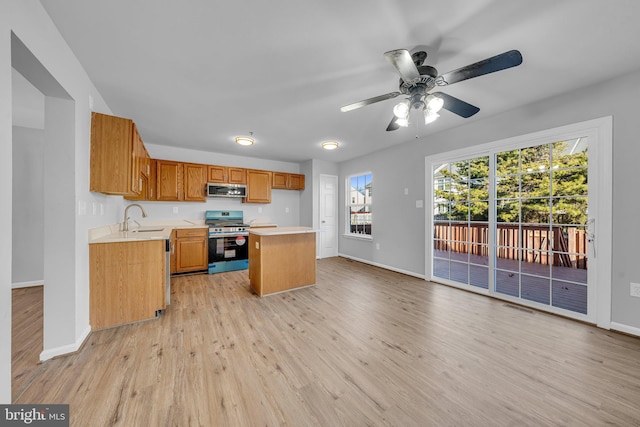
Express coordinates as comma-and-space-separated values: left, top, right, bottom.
12, 126, 44, 285
1, 0, 116, 403
339, 68, 640, 332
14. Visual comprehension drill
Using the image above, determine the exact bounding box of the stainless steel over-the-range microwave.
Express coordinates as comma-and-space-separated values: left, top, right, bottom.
207, 183, 247, 198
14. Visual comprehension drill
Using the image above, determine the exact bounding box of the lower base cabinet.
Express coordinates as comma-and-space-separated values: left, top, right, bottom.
90, 240, 166, 329
174, 228, 209, 273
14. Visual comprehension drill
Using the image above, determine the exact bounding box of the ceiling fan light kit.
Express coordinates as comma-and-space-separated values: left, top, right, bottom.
393, 99, 411, 119
340, 48, 523, 131
424, 111, 439, 124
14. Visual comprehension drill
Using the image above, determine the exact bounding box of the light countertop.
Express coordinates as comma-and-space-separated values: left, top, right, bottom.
89, 220, 207, 244
248, 226, 319, 236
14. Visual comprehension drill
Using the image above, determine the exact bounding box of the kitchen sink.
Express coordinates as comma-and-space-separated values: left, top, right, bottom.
131, 227, 165, 232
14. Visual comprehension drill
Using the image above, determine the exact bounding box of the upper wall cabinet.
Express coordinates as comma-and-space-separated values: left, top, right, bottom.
156, 159, 183, 201
183, 163, 207, 202
272, 172, 305, 190
208, 165, 246, 184
244, 169, 272, 203
90, 112, 146, 195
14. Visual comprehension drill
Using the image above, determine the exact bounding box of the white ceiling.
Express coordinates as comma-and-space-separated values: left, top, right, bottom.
39, 0, 640, 163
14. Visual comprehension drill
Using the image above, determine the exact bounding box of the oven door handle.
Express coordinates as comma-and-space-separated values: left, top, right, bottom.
209, 233, 249, 238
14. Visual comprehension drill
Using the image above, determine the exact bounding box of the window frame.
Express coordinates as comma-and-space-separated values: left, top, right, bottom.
345, 172, 373, 239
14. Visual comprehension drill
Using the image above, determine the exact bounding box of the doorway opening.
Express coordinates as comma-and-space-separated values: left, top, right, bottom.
11, 32, 76, 400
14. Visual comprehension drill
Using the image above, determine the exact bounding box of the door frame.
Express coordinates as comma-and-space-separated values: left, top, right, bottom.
318, 174, 338, 258
425, 117, 612, 328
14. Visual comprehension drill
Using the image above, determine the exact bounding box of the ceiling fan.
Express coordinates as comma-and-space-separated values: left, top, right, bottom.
340, 48, 523, 131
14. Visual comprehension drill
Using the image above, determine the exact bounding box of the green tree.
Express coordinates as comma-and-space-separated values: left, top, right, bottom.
435, 139, 588, 225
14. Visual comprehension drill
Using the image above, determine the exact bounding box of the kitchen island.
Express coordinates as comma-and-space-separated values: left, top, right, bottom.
248, 226, 319, 297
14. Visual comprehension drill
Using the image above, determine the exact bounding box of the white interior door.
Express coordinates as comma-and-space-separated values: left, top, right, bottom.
319, 174, 338, 258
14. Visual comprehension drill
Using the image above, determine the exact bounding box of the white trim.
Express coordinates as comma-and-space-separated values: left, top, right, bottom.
39, 325, 91, 362
341, 234, 372, 241
12, 280, 44, 289
425, 117, 613, 328
338, 253, 425, 279
610, 322, 640, 338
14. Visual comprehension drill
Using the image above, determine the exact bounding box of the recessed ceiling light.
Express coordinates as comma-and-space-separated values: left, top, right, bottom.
322, 141, 339, 150
235, 135, 254, 146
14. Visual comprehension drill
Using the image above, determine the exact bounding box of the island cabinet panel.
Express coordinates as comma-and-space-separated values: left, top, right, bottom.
89, 240, 165, 330
244, 169, 272, 203
156, 160, 183, 201
90, 112, 136, 195
183, 163, 207, 202
249, 231, 316, 296
175, 228, 209, 273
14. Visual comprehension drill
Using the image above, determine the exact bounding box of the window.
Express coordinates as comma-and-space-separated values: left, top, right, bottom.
347, 172, 372, 236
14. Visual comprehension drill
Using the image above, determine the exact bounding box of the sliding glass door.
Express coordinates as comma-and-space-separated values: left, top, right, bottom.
427, 118, 611, 323
494, 139, 588, 314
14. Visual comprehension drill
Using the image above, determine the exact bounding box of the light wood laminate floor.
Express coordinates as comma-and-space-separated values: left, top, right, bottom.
13, 257, 640, 426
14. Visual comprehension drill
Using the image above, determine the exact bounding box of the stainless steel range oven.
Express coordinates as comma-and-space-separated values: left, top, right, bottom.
205, 210, 249, 274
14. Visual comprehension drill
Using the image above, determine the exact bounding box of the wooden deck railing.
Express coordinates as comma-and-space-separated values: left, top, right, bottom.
434, 222, 587, 269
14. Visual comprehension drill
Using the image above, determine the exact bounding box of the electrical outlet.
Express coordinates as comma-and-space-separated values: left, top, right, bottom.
173, 206, 179, 214
376, 243, 380, 250
631, 282, 640, 298
404, 188, 409, 195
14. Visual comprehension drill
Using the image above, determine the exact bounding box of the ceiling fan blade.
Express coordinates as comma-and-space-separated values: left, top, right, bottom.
384, 49, 421, 83
437, 50, 523, 86
340, 92, 401, 112
386, 116, 400, 131
433, 92, 480, 118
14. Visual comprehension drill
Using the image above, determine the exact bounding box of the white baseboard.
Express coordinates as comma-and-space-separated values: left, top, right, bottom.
12, 280, 44, 289
610, 322, 640, 338
39, 324, 91, 362
337, 253, 425, 280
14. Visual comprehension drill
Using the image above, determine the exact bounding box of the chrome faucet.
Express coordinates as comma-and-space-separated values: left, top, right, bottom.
122, 203, 148, 231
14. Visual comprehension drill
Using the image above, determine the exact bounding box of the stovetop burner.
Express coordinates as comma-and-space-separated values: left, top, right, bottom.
205, 210, 248, 235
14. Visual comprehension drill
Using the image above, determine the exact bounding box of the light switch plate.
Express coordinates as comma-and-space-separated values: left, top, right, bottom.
631, 282, 640, 297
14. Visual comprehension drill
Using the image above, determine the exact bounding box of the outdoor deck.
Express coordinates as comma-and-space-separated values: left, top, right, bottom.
433, 250, 588, 314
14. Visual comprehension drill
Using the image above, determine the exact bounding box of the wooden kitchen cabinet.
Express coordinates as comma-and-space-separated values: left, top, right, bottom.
244, 169, 272, 203
156, 159, 183, 201
208, 165, 246, 184
272, 172, 305, 190
90, 112, 146, 196
175, 228, 209, 273
125, 158, 156, 201
183, 163, 207, 202
89, 240, 166, 329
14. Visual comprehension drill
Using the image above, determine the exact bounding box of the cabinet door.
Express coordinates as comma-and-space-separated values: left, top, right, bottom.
90, 112, 135, 195
272, 172, 288, 189
183, 163, 207, 202
170, 230, 177, 274
208, 165, 227, 183
228, 167, 246, 184
156, 160, 183, 201
244, 169, 272, 203
130, 124, 143, 194
176, 229, 209, 273
288, 173, 305, 190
